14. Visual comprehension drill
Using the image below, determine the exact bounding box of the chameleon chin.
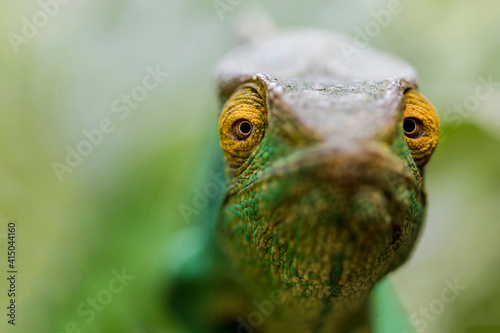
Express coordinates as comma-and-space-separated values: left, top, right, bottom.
169, 29, 439, 333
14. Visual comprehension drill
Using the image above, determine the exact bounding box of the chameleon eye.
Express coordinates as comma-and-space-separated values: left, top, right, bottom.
403, 89, 440, 168
403, 118, 423, 139
219, 83, 267, 168
232, 119, 253, 141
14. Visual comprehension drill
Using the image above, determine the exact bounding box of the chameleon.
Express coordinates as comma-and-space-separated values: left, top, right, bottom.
169, 28, 440, 333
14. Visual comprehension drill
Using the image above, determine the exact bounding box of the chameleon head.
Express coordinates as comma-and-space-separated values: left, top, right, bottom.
215, 30, 439, 321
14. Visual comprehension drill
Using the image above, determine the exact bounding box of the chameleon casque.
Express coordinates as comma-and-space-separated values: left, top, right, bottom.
170, 29, 439, 333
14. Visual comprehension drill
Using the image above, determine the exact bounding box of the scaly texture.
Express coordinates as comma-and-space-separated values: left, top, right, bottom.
216, 80, 436, 332
169, 29, 439, 333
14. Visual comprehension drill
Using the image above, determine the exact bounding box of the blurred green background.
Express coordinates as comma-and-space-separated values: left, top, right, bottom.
0, 0, 499, 332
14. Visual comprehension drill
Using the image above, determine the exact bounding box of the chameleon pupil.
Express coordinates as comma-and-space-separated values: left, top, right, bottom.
239, 121, 252, 135
403, 118, 417, 136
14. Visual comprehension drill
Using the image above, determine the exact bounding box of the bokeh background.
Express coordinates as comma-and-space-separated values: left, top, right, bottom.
1, 0, 499, 332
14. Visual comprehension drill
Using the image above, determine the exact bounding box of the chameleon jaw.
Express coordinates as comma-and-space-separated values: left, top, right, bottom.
218, 139, 424, 298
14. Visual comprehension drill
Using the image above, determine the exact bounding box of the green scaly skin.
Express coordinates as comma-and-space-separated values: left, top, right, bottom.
216, 86, 425, 333
170, 29, 434, 333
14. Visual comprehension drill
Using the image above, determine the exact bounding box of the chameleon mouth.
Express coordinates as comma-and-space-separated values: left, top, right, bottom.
242, 141, 415, 196
218, 141, 425, 303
